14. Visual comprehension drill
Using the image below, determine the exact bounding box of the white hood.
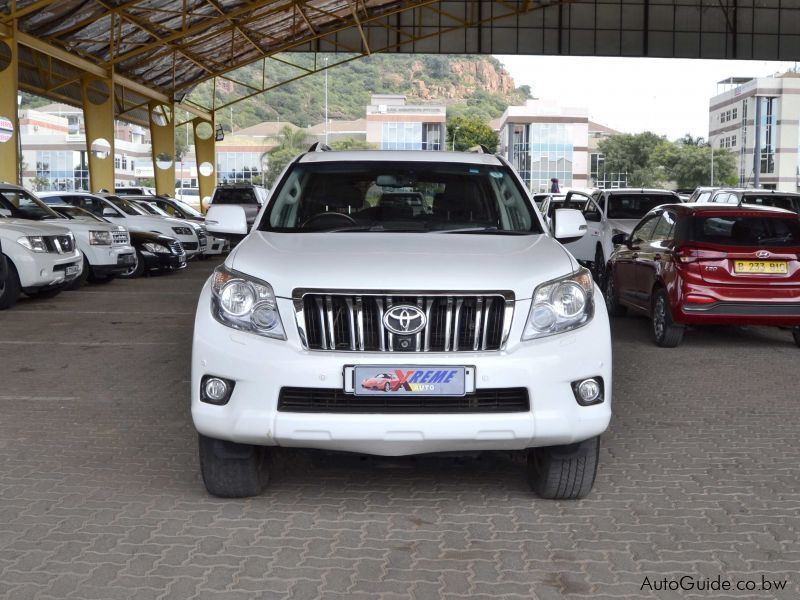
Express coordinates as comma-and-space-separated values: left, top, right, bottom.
122, 214, 188, 233
228, 231, 578, 301
0, 218, 72, 237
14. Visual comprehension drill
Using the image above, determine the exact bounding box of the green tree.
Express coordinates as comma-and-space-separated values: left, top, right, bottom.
264, 126, 310, 187
597, 132, 668, 187
329, 138, 375, 151
654, 140, 738, 189
446, 115, 499, 152
30, 175, 50, 191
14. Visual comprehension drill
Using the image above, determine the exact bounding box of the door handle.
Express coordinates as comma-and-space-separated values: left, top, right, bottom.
632, 253, 639, 259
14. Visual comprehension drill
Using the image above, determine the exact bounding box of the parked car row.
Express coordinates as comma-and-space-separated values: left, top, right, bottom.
538, 186, 800, 349
0, 184, 229, 310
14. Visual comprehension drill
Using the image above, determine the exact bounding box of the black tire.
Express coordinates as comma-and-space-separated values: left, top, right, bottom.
527, 436, 600, 500
0, 257, 21, 310
604, 269, 627, 317
792, 327, 800, 348
652, 288, 684, 347
118, 250, 144, 279
383, 383, 391, 392
592, 246, 606, 287
198, 434, 270, 498
65, 256, 90, 290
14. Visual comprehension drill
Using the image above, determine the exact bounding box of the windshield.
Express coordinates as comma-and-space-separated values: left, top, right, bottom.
171, 199, 203, 218
740, 194, 800, 213
213, 188, 260, 205
53, 205, 104, 222
107, 196, 147, 216
0, 189, 61, 220
693, 215, 800, 246
606, 193, 676, 219
262, 161, 541, 234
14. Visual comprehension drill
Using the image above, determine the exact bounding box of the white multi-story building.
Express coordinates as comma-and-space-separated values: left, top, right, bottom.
20, 103, 150, 191
709, 72, 800, 191
498, 100, 623, 192
366, 94, 445, 151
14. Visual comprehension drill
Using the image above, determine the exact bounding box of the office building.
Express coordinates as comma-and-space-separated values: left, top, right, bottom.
366, 94, 445, 151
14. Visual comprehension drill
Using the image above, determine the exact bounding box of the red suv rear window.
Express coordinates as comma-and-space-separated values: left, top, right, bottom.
692, 215, 800, 246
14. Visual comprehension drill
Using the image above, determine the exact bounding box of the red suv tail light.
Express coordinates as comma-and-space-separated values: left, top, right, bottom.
674, 246, 727, 264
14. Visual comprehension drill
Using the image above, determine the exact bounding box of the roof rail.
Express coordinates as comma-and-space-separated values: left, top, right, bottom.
308, 142, 331, 152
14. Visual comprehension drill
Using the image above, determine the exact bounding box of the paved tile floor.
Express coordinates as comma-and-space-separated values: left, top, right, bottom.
0, 260, 798, 599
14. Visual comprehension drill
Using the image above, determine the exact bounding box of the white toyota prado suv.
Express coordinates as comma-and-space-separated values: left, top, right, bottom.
197, 149, 612, 499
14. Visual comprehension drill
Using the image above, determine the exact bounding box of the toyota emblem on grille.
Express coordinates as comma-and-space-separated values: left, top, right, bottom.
383, 305, 426, 335
756, 250, 770, 258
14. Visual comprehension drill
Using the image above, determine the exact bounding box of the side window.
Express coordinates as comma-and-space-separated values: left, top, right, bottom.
651, 212, 676, 242
631, 215, 659, 243
711, 193, 727, 204
582, 198, 601, 222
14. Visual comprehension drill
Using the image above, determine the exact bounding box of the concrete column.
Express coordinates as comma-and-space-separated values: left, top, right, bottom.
0, 26, 19, 184
80, 75, 115, 192
148, 101, 175, 197
192, 118, 216, 212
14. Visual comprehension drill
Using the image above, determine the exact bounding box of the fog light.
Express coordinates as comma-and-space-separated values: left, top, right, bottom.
571, 377, 604, 406
201, 375, 235, 405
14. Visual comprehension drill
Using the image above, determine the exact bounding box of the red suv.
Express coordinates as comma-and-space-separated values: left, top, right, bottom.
604, 204, 800, 347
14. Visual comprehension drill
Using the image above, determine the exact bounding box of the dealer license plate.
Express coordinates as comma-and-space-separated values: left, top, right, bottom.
65, 264, 81, 276
347, 366, 474, 396
734, 260, 787, 274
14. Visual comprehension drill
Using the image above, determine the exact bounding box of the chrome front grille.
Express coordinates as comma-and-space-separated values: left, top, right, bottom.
112, 230, 129, 246
169, 240, 185, 256
294, 291, 513, 352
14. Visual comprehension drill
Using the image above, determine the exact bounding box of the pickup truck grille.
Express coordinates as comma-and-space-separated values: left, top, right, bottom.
294, 291, 513, 352
44, 235, 74, 254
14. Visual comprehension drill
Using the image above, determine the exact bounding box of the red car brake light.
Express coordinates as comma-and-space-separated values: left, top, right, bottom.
674, 246, 727, 264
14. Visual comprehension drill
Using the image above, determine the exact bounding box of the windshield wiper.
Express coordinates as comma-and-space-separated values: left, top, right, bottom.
436, 227, 530, 235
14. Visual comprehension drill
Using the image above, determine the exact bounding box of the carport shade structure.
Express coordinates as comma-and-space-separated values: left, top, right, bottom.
0, 0, 798, 192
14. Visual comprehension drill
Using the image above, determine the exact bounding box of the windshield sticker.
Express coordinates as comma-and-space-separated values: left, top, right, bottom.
489, 171, 503, 178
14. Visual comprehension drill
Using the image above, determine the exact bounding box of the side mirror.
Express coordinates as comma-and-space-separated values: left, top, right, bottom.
553, 208, 587, 243
206, 205, 248, 243
584, 211, 602, 222
102, 207, 117, 217
612, 232, 630, 246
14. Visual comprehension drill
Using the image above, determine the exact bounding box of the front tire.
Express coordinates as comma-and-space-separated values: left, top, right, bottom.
604, 269, 627, 317
383, 383, 391, 392
198, 434, 270, 498
0, 258, 21, 310
652, 288, 684, 347
65, 256, 90, 290
118, 250, 144, 279
527, 436, 600, 500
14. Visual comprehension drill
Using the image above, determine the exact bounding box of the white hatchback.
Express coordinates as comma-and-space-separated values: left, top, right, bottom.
195, 149, 612, 499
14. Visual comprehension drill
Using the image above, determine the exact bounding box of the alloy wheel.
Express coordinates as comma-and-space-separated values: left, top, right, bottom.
121, 253, 139, 277
653, 296, 666, 340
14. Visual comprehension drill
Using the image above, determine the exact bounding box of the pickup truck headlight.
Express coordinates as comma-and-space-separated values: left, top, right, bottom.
172, 226, 193, 235
89, 230, 112, 245
17, 236, 47, 253
211, 265, 286, 340
142, 242, 170, 254
522, 268, 594, 340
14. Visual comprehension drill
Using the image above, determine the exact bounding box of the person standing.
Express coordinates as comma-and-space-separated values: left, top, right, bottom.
550, 178, 560, 193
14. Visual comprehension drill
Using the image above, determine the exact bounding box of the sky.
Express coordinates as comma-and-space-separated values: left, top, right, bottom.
496, 55, 799, 141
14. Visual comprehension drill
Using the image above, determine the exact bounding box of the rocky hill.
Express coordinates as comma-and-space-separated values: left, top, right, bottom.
188, 54, 531, 130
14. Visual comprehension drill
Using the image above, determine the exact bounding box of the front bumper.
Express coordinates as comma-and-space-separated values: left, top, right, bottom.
191, 282, 612, 455
14, 248, 82, 289
86, 245, 136, 278
141, 250, 187, 272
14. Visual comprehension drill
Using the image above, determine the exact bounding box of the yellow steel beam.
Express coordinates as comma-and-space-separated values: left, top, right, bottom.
13, 31, 211, 121
81, 74, 116, 193
350, 0, 371, 55
149, 101, 176, 197
1, 0, 61, 22
192, 117, 216, 212
0, 23, 19, 184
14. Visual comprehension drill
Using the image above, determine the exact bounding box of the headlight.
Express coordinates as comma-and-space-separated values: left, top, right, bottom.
522, 268, 594, 340
210, 265, 286, 340
172, 227, 193, 235
17, 236, 47, 253
88, 230, 112, 245
142, 242, 170, 254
